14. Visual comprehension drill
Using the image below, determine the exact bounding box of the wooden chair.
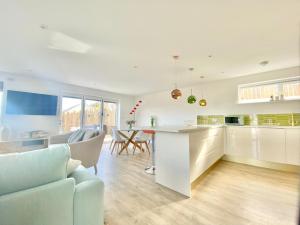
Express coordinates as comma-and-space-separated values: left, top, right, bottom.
133, 131, 151, 155
111, 129, 128, 155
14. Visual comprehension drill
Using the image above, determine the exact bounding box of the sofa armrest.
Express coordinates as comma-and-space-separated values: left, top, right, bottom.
49, 132, 73, 144
69, 168, 104, 225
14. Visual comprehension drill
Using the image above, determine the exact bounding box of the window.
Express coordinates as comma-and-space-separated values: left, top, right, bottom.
0, 82, 3, 118
83, 99, 101, 129
60, 95, 119, 134
61, 97, 82, 132
238, 77, 300, 104
103, 101, 118, 137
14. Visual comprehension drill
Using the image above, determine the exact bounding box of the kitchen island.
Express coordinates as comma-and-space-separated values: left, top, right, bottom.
137, 125, 225, 197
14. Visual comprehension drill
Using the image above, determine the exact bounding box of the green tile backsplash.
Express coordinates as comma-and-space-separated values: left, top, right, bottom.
293, 113, 300, 126
197, 113, 300, 126
197, 115, 225, 125
257, 114, 292, 126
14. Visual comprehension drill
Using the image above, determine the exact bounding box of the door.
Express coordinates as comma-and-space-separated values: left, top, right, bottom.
102, 101, 118, 140
61, 96, 83, 132
83, 98, 102, 130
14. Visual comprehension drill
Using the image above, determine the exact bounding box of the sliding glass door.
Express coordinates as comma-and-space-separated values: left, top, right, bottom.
103, 101, 118, 139
60, 96, 118, 134
61, 97, 83, 132
83, 99, 102, 130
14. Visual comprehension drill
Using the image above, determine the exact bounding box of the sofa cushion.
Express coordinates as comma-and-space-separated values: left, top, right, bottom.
67, 158, 82, 175
0, 144, 70, 196
68, 129, 85, 143
82, 129, 97, 141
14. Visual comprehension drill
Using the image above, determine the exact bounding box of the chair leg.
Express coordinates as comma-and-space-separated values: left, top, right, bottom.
133, 144, 136, 155
109, 140, 114, 149
140, 143, 144, 152
145, 141, 151, 155
111, 142, 117, 155
125, 143, 129, 155
94, 165, 98, 175
118, 143, 122, 155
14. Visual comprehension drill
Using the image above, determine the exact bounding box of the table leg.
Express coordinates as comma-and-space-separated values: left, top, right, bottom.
145, 133, 155, 175
119, 131, 140, 154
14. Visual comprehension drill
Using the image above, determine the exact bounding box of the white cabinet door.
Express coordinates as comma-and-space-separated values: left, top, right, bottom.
257, 128, 285, 163
225, 127, 257, 158
285, 129, 300, 165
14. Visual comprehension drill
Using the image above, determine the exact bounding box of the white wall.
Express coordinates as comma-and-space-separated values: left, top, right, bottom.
135, 67, 300, 127
0, 72, 135, 136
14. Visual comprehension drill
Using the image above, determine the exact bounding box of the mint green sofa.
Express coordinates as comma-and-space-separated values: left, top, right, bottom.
0, 144, 104, 225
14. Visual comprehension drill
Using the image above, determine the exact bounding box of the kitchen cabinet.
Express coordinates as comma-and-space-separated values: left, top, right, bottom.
285, 129, 300, 165
225, 127, 257, 158
257, 128, 286, 164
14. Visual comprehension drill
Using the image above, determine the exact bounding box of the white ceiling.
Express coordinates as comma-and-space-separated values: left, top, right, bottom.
0, 0, 299, 95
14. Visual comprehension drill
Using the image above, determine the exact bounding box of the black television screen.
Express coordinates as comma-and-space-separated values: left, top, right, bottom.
6, 90, 58, 115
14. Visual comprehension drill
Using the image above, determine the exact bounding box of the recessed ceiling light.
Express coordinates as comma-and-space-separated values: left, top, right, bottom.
40, 24, 48, 30
188, 67, 194, 71
259, 60, 269, 66
200, 76, 205, 79
208, 55, 212, 58
133, 66, 138, 69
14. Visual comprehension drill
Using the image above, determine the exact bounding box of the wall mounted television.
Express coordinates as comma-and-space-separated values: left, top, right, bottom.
6, 90, 58, 116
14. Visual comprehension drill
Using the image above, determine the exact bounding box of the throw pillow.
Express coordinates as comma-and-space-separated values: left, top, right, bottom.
67, 158, 82, 175
82, 129, 97, 140
68, 129, 85, 143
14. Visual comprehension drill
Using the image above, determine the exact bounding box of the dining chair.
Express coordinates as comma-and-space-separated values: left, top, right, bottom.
111, 129, 128, 155
109, 126, 117, 149
133, 131, 151, 155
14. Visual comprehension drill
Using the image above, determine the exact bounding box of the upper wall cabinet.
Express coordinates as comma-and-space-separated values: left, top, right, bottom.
257, 128, 286, 164
225, 127, 257, 158
285, 129, 300, 165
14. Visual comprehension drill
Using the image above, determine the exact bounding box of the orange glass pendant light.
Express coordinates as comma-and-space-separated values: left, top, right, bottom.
171, 55, 182, 100
171, 87, 182, 99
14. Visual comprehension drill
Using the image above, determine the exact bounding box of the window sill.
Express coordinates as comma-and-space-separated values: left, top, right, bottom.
237, 98, 300, 105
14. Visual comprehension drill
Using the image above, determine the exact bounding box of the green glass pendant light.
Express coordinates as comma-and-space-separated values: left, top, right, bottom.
187, 89, 196, 104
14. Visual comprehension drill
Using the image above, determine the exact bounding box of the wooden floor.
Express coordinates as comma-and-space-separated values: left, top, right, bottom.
90, 142, 300, 225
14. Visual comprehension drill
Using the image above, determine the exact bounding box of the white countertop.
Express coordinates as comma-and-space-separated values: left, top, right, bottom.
134, 125, 223, 133
133, 124, 300, 133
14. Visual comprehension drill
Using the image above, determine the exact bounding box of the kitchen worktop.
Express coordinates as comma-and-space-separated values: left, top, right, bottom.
134, 124, 300, 133
134, 125, 224, 133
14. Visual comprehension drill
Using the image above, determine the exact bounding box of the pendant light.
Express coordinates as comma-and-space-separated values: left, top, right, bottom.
187, 67, 196, 104
199, 76, 207, 107
187, 89, 196, 104
171, 55, 182, 100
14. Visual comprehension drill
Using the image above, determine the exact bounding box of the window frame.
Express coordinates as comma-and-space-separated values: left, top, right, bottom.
60, 93, 119, 132
238, 76, 300, 104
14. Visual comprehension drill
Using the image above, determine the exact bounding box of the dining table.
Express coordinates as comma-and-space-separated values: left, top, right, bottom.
117, 128, 156, 175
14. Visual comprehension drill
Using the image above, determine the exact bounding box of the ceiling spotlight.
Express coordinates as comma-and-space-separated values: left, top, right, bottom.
259, 60, 269, 66
40, 24, 48, 30
188, 67, 194, 71
208, 55, 212, 58
200, 75, 205, 79
133, 65, 138, 69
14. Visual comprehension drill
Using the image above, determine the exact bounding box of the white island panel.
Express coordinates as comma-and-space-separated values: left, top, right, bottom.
155, 132, 191, 197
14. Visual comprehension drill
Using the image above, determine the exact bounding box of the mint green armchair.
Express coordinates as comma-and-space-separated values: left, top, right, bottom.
0, 144, 104, 225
